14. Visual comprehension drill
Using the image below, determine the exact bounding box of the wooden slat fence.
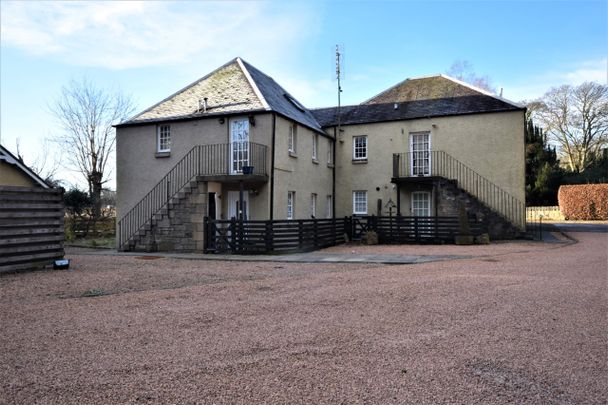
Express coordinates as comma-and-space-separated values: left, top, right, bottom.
204, 218, 347, 254
205, 215, 486, 254
351, 215, 485, 244
0, 186, 65, 273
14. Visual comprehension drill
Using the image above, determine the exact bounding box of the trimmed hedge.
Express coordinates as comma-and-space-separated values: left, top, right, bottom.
558, 184, 608, 220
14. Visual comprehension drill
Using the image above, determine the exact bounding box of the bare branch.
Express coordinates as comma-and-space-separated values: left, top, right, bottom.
49, 78, 136, 217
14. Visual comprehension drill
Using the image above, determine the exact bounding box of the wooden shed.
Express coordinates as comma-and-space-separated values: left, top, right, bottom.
0, 145, 65, 272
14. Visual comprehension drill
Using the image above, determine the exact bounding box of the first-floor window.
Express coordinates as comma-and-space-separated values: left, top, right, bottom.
353, 190, 367, 215
310, 193, 317, 218
287, 191, 295, 219
353, 135, 367, 160
312, 134, 319, 160
158, 124, 171, 152
326, 195, 332, 218
288, 123, 297, 154
327, 140, 334, 164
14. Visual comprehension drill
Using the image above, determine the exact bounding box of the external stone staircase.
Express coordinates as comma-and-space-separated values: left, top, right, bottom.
125, 178, 208, 252
435, 178, 522, 239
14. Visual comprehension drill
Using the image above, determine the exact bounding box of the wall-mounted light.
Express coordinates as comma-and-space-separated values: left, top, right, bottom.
249, 189, 259, 196
248, 115, 256, 126
219, 117, 225, 124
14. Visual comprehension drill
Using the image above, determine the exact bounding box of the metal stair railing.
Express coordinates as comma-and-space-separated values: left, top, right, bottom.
393, 151, 525, 229
117, 142, 267, 249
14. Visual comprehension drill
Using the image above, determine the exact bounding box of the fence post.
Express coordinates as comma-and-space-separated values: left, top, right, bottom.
313, 219, 318, 248
230, 217, 237, 254
265, 220, 273, 252
203, 216, 209, 253
298, 220, 304, 250
414, 216, 419, 242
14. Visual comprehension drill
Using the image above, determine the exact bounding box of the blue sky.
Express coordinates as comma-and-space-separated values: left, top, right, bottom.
1, 0, 606, 189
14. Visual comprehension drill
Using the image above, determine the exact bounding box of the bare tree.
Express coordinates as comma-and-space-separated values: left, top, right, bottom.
534, 82, 608, 173
50, 78, 135, 218
447, 60, 496, 93
15, 138, 61, 187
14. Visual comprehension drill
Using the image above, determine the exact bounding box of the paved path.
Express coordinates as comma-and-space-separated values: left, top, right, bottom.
66, 247, 471, 265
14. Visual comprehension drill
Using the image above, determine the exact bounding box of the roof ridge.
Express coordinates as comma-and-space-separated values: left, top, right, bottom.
127, 57, 242, 122
439, 74, 524, 108
236, 57, 270, 111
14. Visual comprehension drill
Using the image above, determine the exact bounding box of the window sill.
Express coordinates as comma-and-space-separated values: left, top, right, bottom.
352, 159, 368, 164
289, 151, 298, 158
327, 163, 335, 168
155, 151, 171, 158
312, 159, 319, 164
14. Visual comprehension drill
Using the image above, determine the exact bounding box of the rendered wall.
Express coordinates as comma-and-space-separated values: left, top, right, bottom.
272, 116, 334, 220
331, 110, 525, 218
116, 113, 273, 221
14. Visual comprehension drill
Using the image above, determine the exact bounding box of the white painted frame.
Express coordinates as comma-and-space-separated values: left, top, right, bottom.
409, 131, 431, 176
230, 119, 250, 174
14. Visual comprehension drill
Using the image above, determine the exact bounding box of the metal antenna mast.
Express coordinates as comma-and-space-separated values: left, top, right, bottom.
335, 45, 343, 141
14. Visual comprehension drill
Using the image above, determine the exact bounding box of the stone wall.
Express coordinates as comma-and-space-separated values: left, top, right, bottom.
135, 182, 208, 252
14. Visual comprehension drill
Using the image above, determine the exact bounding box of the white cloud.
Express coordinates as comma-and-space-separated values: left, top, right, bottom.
503, 58, 607, 102
0, 1, 317, 70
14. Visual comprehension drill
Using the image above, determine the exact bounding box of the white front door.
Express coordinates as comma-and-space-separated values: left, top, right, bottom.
410, 132, 431, 176
227, 191, 249, 220
411, 191, 431, 217
230, 119, 250, 174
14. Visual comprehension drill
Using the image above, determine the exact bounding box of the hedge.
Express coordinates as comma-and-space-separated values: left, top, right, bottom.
558, 184, 608, 220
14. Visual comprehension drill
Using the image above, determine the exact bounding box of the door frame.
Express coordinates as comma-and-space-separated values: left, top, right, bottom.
229, 118, 250, 175
227, 190, 249, 220
409, 131, 431, 176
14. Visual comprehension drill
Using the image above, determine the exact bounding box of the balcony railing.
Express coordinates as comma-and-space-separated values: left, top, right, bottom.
393, 151, 525, 229
118, 142, 267, 249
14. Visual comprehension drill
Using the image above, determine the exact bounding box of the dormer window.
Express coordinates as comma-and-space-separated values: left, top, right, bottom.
284, 93, 306, 112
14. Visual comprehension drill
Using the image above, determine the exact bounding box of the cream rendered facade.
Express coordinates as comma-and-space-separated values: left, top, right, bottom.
117, 113, 335, 223
115, 57, 526, 250
328, 111, 525, 220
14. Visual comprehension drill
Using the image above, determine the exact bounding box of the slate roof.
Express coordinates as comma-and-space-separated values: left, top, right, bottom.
120, 58, 324, 133
311, 95, 525, 127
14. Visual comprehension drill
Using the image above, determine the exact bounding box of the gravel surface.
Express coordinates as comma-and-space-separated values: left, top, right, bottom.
1, 233, 606, 404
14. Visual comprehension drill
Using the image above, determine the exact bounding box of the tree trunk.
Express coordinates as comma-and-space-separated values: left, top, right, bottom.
88, 171, 103, 219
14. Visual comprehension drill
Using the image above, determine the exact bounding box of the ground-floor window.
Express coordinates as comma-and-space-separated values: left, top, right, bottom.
310, 193, 317, 218
353, 190, 367, 215
326, 195, 332, 218
287, 191, 295, 219
411, 191, 431, 217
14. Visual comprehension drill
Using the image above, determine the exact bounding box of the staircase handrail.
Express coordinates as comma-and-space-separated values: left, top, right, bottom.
117, 142, 267, 249
393, 150, 525, 229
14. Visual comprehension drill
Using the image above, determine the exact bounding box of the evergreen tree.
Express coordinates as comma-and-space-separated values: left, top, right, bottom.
525, 119, 562, 205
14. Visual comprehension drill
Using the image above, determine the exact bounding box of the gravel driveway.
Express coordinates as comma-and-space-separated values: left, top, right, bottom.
1, 233, 606, 404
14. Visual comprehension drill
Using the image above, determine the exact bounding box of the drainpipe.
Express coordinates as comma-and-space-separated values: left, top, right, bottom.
269, 113, 276, 220
332, 126, 336, 218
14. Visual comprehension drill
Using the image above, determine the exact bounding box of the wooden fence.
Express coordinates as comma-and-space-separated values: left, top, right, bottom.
0, 186, 65, 273
204, 215, 485, 254
352, 215, 485, 244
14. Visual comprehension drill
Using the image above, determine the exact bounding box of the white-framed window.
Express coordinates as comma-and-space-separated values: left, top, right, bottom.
353, 190, 367, 215
312, 133, 319, 160
327, 140, 334, 164
310, 193, 317, 218
157, 124, 171, 152
353, 136, 367, 160
326, 195, 332, 218
287, 191, 295, 219
288, 123, 297, 154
